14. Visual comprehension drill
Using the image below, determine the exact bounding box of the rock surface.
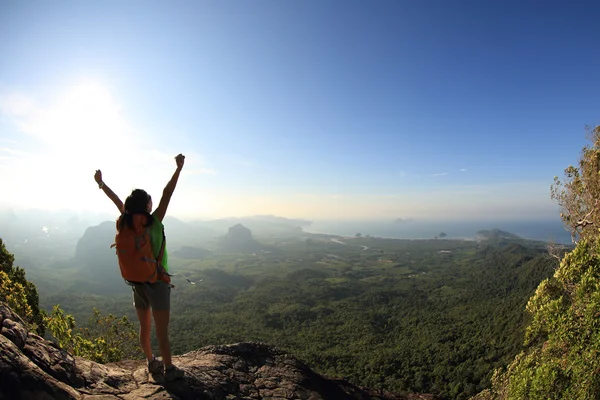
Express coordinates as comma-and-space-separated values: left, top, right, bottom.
0, 302, 438, 400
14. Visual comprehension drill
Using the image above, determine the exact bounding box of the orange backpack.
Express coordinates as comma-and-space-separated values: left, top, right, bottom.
112, 214, 168, 284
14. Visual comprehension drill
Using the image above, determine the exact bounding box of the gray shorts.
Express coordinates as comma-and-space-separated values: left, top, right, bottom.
131, 281, 171, 311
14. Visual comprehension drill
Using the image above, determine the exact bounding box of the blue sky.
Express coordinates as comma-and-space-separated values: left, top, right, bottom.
0, 0, 599, 221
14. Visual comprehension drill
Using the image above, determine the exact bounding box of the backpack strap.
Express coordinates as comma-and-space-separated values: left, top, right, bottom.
157, 226, 166, 265
156, 226, 172, 282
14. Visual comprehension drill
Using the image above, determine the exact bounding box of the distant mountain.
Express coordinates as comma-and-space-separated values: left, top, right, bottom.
393, 218, 415, 224
2, 211, 309, 253
193, 215, 311, 237
220, 224, 262, 253
74, 221, 115, 262
162, 216, 217, 248
242, 215, 312, 226
73, 221, 126, 294
476, 228, 521, 241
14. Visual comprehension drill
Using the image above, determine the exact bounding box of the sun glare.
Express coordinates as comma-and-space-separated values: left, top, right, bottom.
0, 80, 150, 212
3, 80, 202, 215
38, 82, 132, 152
61, 84, 115, 127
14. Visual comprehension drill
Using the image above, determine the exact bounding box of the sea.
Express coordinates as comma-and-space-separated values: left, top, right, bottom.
304, 219, 573, 245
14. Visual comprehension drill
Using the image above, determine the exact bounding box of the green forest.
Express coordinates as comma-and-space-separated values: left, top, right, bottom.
163, 237, 557, 399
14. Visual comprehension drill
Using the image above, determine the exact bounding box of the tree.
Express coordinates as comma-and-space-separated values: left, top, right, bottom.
45, 305, 139, 364
0, 238, 45, 335
481, 239, 600, 399
551, 125, 600, 243
0, 271, 35, 326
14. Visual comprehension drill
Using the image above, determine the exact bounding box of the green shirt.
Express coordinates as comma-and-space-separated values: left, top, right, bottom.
149, 212, 169, 272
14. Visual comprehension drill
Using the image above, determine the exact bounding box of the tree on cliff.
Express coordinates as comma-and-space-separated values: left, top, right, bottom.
0, 238, 45, 335
476, 125, 600, 399
551, 125, 600, 242
45, 305, 139, 363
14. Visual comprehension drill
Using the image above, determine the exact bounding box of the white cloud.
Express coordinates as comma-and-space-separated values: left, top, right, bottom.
431, 172, 448, 177
460, 168, 467, 172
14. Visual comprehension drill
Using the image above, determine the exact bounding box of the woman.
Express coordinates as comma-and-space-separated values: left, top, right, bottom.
94, 153, 185, 382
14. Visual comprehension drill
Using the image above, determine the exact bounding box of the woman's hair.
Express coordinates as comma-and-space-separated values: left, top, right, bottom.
120, 189, 154, 229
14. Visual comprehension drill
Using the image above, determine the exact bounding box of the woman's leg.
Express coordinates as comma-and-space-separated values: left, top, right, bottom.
153, 309, 172, 366
132, 285, 154, 361
151, 283, 183, 380
136, 307, 153, 361
148, 281, 173, 366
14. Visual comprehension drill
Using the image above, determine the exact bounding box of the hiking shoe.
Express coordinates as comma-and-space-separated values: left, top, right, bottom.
164, 365, 185, 382
148, 357, 164, 375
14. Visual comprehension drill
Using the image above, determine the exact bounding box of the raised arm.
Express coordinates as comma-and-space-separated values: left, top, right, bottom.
154, 154, 185, 222
94, 170, 124, 214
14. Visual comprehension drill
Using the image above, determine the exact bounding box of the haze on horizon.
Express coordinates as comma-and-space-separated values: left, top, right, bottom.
1, 1, 598, 223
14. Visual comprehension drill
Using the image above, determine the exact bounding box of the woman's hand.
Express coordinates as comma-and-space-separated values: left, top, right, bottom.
94, 170, 103, 184
175, 154, 185, 170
